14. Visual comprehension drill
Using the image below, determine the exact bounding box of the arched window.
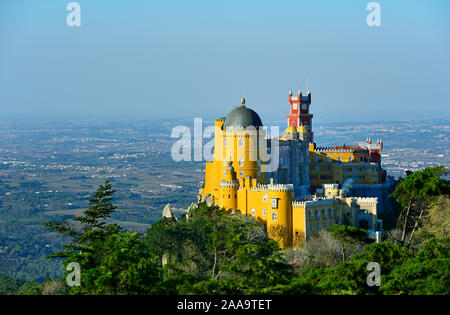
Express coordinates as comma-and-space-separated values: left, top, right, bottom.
272, 212, 277, 221
262, 208, 266, 216
251, 208, 255, 216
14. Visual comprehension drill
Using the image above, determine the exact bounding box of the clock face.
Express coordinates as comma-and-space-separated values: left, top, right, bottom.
293, 103, 297, 110
301, 103, 307, 110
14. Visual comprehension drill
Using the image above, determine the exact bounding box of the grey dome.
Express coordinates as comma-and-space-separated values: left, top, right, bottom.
223, 105, 263, 129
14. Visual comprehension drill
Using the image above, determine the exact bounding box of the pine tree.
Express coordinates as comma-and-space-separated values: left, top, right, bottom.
44, 180, 121, 259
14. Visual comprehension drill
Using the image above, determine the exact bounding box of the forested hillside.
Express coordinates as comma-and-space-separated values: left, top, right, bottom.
1, 166, 449, 295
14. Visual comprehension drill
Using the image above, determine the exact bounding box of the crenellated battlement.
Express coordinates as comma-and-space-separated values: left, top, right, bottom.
293, 196, 334, 207
250, 183, 294, 192
315, 147, 367, 153
352, 197, 378, 204
220, 180, 239, 188
292, 201, 306, 207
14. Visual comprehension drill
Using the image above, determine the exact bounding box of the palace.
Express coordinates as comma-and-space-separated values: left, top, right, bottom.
200, 91, 390, 248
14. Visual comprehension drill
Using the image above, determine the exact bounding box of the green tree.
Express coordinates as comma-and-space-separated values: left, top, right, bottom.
0, 276, 19, 295
391, 166, 450, 247
327, 224, 373, 261
381, 238, 450, 294
73, 232, 161, 294
44, 180, 121, 259
145, 202, 294, 294
44, 180, 130, 294
281, 241, 410, 295
415, 196, 450, 241
0, 277, 43, 295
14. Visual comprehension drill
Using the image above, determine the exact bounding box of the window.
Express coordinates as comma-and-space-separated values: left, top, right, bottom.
338, 156, 342, 162
310, 224, 313, 233
224, 139, 227, 147
271, 198, 278, 209
239, 170, 244, 177
251, 208, 255, 216
330, 209, 334, 219
310, 210, 314, 221
323, 210, 327, 219
349, 156, 353, 161
316, 210, 321, 220
272, 212, 277, 221
316, 223, 319, 231
263, 194, 268, 202
329, 221, 333, 228
239, 159, 244, 167
323, 222, 327, 229
262, 208, 266, 216
239, 139, 245, 147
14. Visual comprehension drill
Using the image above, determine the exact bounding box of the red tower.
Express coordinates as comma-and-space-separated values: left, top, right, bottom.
360, 137, 383, 163
286, 89, 313, 142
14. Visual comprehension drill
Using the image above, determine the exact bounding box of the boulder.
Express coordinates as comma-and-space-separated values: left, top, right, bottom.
162, 203, 173, 218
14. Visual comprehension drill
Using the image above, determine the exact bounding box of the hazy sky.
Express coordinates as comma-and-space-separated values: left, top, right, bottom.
0, 0, 449, 124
